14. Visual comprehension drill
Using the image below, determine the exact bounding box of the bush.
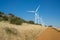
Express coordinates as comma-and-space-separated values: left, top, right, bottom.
0, 11, 4, 14
0, 17, 3, 21
8, 13, 14, 17
48, 25, 53, 27
3, 16, 8, 21
0, 11, 8, 21
39, 24, 42, 26
28, 20, 35, 24
10, 17, 23, 25
5, 27, 17, 35
52, 27, 60, 32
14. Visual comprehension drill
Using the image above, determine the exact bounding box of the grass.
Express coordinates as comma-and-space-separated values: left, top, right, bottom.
52, 27, 60, 32
5, 27, 17, 35
0, 21, 46, 40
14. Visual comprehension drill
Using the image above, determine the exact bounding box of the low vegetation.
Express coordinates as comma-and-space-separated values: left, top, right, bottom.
52, 27, 60, 32
48, 25, 53, 27
28, 20, 35, 24
0, 21, 45, 40
5, 27, 17, 35
0, 11, 36, 25
10, 17, 23, 25
0, 12, 25, 25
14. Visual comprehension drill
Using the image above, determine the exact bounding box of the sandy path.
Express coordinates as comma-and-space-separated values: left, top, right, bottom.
36, 27, 60, 40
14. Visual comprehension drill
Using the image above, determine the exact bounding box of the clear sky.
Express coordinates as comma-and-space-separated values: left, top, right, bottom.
0, 0, 60, 27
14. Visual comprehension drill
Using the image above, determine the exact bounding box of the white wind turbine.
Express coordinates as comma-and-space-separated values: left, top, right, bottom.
27, 5, 40, 23
27, 5, 45, 26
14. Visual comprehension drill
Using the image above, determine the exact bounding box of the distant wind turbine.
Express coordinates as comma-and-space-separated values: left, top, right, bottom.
27, 5, 40, 23
27, 5, 45, 26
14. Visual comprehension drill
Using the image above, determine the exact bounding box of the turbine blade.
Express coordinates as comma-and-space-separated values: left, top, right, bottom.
35, 5, 40, 12
27, 11, 35, 12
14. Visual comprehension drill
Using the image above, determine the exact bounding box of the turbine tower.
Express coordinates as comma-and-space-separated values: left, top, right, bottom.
27, 5, 45, 26
27, 5, 40, 24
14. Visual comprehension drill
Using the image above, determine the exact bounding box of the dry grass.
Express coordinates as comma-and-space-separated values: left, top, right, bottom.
0, 21, 47, 40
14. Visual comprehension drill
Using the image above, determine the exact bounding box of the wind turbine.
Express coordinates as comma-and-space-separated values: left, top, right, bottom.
27, 5, 45, 26
27, 5, 40, 24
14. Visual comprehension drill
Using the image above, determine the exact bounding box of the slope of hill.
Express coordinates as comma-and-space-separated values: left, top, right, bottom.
0, 11, 48, 40
36, 27, 60, 40
0, 11, 26, 25
0, 21, 47, 40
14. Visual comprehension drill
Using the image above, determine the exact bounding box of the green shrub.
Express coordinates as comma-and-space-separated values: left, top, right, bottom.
10, 17, 23, 25
52, 28, 60, 32
8, 13, 14, 17
48, 25, 53, 27
39, 24, 42, 26
5, 27, 17, 35
3, 16, 8, 21
28, 20, 35, 24
0, 18, 3, 21
0, 11, 4, 14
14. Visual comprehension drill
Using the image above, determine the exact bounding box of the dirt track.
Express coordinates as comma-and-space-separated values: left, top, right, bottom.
36, 27, 60, 40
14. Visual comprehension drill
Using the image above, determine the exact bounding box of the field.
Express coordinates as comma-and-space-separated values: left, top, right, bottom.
0, 21, 47, 40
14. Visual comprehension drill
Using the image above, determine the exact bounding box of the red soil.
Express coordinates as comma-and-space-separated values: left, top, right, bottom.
36, 27, 60, 40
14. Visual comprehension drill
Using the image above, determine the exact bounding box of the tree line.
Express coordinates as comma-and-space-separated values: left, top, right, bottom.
0, 11, 35, 25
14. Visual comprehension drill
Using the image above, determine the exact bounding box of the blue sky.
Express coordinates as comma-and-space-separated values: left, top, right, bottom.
0, 0, 60, 27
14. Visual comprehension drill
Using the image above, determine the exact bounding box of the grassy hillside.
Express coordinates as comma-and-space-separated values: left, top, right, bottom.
0, 11, 26, 25
0, 21, 47, 40
0, 11, 47, 40
0, 11, 36, 25
0, 11, 60, 40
